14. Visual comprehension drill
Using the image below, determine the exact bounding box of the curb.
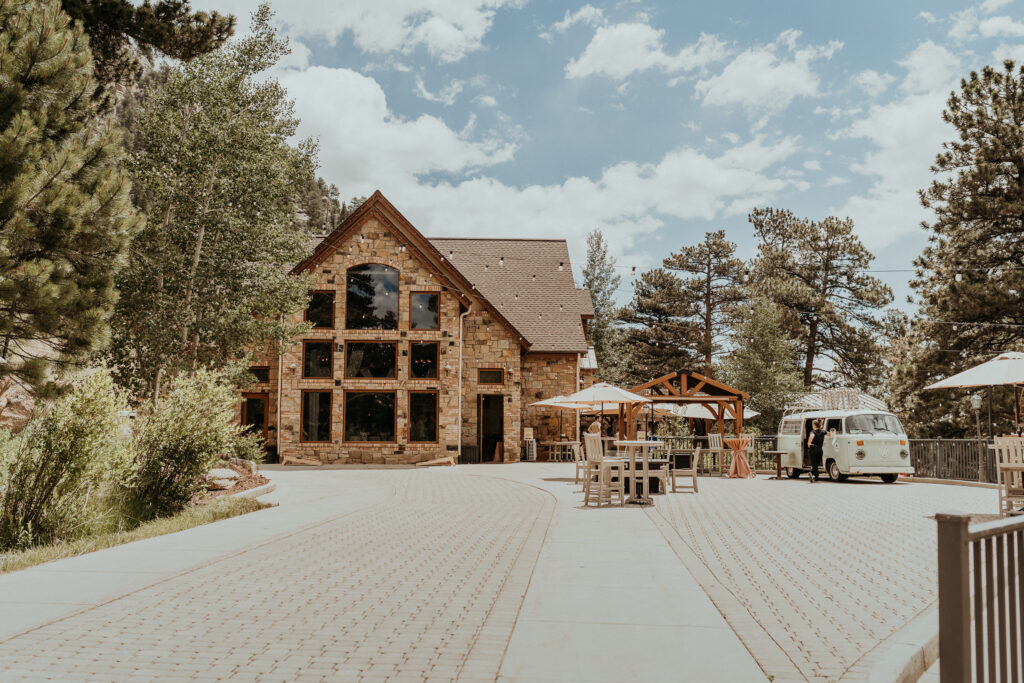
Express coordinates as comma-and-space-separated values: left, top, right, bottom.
228, 481, 277, 500
842, 604, 937, 682
905, 476, 999, 489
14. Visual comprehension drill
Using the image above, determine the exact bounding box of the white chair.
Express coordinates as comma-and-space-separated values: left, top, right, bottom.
669, 447, 699, 494
993, 436, 1024, 516
705, 433, 730, 475
572, 443, 586, 484
583, 434, 625, 507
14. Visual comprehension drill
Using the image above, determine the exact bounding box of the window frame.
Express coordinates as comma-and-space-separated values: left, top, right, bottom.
478, 368, 504, 385
344, 341, 398, 380
409, 291, 440, 330
300, 390, 332, 443
345, 263, 400, 330
304, 290, 336, 329
408, 390, 439, 444
301, 340, 334, 379
409, 341, 439, 380
249, 366, 270, 383
343, 390, 398, 444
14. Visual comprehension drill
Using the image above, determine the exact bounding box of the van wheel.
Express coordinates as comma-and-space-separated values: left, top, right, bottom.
827, 460, 847, 482
880, 473, 898, 484
786, 468, 802, 479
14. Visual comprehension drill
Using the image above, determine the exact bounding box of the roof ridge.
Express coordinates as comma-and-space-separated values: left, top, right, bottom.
428, 237, 568, 243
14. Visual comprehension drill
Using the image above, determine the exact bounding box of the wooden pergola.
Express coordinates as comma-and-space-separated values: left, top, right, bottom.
622, 371, 751, 439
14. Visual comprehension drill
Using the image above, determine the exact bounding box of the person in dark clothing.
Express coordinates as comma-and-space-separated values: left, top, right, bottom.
806, 419, 826, 483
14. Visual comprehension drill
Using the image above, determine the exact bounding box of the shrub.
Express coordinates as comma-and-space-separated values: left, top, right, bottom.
0, 372, 128, 551
126, 369, 254, 520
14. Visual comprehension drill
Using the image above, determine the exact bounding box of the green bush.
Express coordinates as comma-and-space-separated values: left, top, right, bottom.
126, 369, 255, 520
0, 372, 128, 551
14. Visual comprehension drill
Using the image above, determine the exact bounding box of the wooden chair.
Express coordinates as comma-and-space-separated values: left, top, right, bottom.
572, 443, 587, 484
705, 433, 730, 476
583, 434, 625, 507
993, 436, 1024, 516
669, 448, 699, 493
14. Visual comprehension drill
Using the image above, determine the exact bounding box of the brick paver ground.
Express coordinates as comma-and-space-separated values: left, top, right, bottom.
0, 470, 553, 682
653, 476, 996, 681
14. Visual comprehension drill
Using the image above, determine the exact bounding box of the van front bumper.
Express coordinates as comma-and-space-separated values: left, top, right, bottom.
847, 466, 914, 475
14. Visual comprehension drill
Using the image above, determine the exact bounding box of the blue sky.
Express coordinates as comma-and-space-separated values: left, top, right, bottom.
194, 0, 1024, 305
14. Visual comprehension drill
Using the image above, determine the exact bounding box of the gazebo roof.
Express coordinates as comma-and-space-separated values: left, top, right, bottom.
629, 370, 749, 403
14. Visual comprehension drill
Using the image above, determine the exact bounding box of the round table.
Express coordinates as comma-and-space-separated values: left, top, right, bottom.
614, 440, 661, 505
723, 438, 753, 478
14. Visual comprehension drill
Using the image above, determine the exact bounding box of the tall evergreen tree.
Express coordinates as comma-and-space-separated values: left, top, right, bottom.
749, 208, 892, 389
663, 230, 745, 377
581, 230, 622, 380
0, 0, 140, 392
891, 61, 1024, 435
721, 298, 803, 432
62, 0, 234, 90
616, 269, 698, 385
108, 6, 313, 398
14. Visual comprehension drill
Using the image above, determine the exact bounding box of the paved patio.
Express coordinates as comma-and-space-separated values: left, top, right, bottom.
0, 464, 996, 681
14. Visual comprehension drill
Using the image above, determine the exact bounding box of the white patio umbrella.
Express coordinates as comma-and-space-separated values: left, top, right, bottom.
924, 351, 1024, 432
564, 382, 650, 439
529, 395, 590, 438
656, 403, 761, 420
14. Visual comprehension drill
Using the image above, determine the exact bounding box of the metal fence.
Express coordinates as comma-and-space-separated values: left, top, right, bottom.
936, 513, 1024, 682
910, 439, 998, 483
656, 435, 780, 474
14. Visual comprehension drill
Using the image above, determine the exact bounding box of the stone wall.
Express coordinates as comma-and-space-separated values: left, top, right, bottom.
459, 309, 522, 462
520, 352, 581, 446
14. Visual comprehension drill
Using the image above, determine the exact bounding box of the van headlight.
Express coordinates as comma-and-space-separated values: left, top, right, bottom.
899, 450, 908, 459
856, 449, 866, 460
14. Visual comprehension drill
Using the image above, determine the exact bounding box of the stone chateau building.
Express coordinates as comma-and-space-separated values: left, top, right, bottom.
241, 191, 597, 465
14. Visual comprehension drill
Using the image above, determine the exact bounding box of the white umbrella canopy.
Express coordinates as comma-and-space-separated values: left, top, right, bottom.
654, 403, 761, 420
924, 352, 1024, 390
530, 395, 590, 410
564, 382, 650, 405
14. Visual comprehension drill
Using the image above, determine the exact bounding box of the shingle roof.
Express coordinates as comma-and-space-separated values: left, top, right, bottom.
577, 288, 595, 318
429, 238, 590, 354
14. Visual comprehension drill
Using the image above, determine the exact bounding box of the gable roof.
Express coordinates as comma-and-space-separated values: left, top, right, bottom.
294, 191, 529, 349
428, 238, 590, 354
577, 288, 595, 319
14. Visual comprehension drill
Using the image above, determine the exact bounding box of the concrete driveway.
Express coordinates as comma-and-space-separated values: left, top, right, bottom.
0, 465, 995, 681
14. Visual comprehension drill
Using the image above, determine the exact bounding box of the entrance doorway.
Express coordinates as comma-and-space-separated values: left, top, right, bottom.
478, 394, 504, 462
242, 393, 269, 441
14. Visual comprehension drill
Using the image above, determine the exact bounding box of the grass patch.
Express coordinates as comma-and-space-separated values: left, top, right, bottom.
0, 496, 272, 574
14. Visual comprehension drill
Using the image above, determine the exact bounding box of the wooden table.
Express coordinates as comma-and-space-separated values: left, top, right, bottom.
762, 450, 789, 480
541, 441, 577, 462
615, 440, 661, 505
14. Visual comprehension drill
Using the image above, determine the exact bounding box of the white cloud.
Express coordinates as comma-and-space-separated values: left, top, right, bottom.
547, 5, 604, 35
834, 42, 960, 248
695, 30, 841, 113
565, 23, 728, 80
854, 69, 896, 96
192, 0, 524, 63
473, 94, 499, 107
948, 8, 979, 41
919, 11, 939, 24
981, 0, 1014, 13
414, 77, 465, 106
979, 15, 1024, 37
813, 105, 861, 122
994, 42, 1024, 61
825, 176, 849, 186
803, 160, 823, 171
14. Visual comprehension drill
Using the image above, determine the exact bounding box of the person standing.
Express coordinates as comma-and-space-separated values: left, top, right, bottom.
807, 419, 826, 483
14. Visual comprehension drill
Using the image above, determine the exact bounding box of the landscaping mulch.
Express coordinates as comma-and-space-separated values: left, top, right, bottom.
193, 462, 269, 506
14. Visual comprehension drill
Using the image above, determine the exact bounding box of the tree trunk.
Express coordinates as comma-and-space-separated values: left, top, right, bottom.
804, 320, 817, 388
179, 157, 220, 355
704, 258, 712, 376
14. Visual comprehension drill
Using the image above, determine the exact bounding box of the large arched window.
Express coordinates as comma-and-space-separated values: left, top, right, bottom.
346, 264, 399, 329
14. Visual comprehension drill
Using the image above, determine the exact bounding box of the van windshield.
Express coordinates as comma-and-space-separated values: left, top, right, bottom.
846, 414, 904, 435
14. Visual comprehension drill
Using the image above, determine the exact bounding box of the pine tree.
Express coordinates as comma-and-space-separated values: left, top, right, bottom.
722, 298, 803, 432
61, 0, 234, 90
107, 5, 314, 398
616, 269, 698, 385
581, 230, 622, 380
0, 0, 140, 392
663, 230, 745, 377
749, 208, 892, 389
891, 61, 1024, 435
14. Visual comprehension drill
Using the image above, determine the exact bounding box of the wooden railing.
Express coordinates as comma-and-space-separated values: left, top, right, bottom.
936, 513, 1024, 681
911, 438, 997, 483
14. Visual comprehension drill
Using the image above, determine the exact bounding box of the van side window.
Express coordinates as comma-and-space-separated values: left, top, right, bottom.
825, 419, 842, 433
780, 420, 801, 435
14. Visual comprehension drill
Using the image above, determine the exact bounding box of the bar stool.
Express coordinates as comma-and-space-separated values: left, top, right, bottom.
583, 434, 625, 506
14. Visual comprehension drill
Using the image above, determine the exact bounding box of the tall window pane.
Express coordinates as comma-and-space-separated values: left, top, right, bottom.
345, 342, 396, 378
301, 391, 331, 442
344, 392, 396, 442
410, 342, 438, 379
409, 392, 438, 443
410, 292, 439, 329
346, 264, 399, 329
306, 291, 334, 328
303, 341, 333, 378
